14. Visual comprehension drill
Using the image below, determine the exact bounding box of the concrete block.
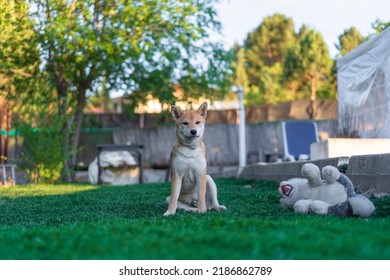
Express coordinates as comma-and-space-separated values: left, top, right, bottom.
237, 157, 347, 183
238, 162, 300, 182
311, 138, 390, 160
354, 155, 380, 174
375, 175, 390, 193
347, 153, 390, 193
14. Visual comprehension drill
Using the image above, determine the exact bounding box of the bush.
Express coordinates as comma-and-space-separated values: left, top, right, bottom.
17, 121, 65, 184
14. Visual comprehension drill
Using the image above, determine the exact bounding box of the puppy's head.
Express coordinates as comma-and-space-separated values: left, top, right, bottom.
171, 102, 207, 144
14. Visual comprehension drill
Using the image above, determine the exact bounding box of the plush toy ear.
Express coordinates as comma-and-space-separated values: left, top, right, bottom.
197, 102, 208, 118
171, 105, 183, 121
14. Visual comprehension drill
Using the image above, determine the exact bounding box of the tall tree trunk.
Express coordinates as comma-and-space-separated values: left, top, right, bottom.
4, 106, 11, 163
52, 66, 72, 181
288, 81, 298, 102
310, 74, 316, 102
71, 89, 87, 169
0, 109, 3, 165
63, 116, 75, 182
0, 101, 11, 164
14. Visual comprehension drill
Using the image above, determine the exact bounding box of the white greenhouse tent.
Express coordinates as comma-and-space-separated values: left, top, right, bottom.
337, 27, 390, 138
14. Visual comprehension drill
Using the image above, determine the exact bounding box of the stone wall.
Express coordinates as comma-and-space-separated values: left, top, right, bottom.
78, 120, 338, 167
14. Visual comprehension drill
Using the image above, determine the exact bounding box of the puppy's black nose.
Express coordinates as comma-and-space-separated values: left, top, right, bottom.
190, 129, 197, 135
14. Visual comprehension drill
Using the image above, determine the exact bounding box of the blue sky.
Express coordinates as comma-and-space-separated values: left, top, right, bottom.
213, 0, 390, 58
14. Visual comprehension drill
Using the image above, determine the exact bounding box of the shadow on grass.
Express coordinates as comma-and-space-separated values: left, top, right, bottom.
0, 183, 166, 226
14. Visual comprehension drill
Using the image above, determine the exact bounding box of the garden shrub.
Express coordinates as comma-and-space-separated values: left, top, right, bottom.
17, 121, 65, 184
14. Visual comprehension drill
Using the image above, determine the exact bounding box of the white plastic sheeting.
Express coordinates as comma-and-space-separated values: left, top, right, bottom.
337, 27, 390, 138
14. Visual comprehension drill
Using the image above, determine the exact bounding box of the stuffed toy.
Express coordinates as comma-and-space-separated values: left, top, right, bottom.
278, 163, 375, 217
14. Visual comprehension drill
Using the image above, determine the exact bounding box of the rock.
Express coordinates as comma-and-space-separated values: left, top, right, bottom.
88, 151, 139, 185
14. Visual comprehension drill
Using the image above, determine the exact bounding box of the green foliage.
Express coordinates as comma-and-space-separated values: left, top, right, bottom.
239, 14, 335, 106
232, 47, 249, 90
336, 21, 390, 58
258, 63, 290, 104
17, 118, 66, 184
244, 13, 296, 86
335, 27, 364, 56
371, 19, 390, 34
14, 78, 68, 184
25, 0, 231, 171
0, 179, 389, 259
337, 163, 349, 174
283, 29, 333, 103
298, 31, 331, 75
0, 1, 68, 183
230, 46, 251, 102
30, 0, 231, 104
0, 0, 40, 103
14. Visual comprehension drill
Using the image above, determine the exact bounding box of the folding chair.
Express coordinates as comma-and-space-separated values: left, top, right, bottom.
282, 121, 319, 161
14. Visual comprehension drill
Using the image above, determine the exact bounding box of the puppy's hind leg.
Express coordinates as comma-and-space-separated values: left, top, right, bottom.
206, 175, 227, 211
165, 195, 197, 213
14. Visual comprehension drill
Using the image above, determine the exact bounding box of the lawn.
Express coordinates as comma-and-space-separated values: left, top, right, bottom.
0, 178, 389, 260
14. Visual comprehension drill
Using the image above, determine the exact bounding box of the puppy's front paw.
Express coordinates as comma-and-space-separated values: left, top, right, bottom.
163, 210, 176, 217
214, 205, 227, 211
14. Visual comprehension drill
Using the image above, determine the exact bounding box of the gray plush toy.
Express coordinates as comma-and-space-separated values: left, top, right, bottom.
278, 163, 375, 217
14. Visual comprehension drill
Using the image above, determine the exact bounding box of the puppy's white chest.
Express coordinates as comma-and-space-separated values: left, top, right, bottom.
172, 149, 205, 193
173, 149, 205, 175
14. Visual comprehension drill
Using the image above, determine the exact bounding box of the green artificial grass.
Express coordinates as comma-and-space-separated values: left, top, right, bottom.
0, 178, 389, 260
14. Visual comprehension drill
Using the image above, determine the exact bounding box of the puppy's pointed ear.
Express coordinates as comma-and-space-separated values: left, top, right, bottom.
171, 105, 183, 120
197, 102, 208, 118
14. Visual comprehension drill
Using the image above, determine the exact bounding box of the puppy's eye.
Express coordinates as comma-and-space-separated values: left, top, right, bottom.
183, 121, 189, 125
195, 121, 200, 125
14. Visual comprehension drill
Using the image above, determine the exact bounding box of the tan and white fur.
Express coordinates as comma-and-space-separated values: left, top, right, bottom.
164, 102, 226, 216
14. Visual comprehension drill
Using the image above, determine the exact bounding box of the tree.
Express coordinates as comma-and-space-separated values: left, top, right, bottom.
231, 47, 249, 92
257, 63, 289, 104
17, 100, 67, 184
283, 29, 333, 117
0, 0, 40, 113
298, 30, 332, 99
0, 0, 41, 164
0, 1, 67, 183
241, 13, 297, 105
0, 0, 38, 78
26, 0, 230, 180
298, 30, 332, 116
282, 39, 302, 101
335, 27, 364, 56
244, 13, 296, 86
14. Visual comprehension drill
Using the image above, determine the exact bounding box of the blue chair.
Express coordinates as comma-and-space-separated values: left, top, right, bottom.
282, 121, 319, 161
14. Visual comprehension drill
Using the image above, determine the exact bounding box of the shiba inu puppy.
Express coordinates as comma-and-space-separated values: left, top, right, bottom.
164, 102, 227, 216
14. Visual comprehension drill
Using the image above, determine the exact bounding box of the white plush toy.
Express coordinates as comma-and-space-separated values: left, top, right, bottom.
278, 163, 375, 217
